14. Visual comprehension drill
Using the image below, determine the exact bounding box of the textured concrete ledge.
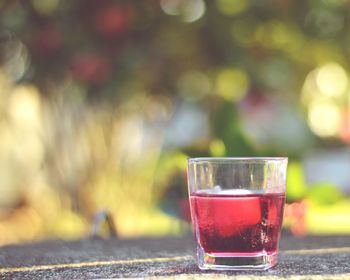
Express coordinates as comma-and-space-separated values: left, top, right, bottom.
0, 234, 349, 279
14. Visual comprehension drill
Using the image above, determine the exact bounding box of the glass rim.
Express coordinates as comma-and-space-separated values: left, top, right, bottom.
188, 157, 288, 163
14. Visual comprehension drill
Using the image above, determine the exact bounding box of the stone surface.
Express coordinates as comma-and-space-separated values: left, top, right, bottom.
0, 234, 349, 279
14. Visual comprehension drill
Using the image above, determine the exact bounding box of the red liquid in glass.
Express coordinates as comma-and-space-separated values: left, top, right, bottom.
190, 192, 285, 255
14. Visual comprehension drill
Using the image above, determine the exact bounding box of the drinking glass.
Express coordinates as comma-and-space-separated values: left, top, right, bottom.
187, 157, 288, 270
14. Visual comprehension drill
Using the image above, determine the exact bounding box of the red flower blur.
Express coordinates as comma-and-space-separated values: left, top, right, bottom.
95, 4, 131, 36
32, 25, 61, 56
340, 109, 350, 144
284, 200, 307, 237
70, 53, 111, 85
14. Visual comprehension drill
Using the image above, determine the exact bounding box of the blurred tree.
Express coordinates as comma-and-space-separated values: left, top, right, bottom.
0, 0, 349, 242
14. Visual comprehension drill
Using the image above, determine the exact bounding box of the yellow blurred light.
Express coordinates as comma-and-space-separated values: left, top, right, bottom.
216, 0, 249, 16
0, 224, 15, 245
308, 99, 341, 137
282, 24, 304, 55
316, 63, 348, 98
306, 42, 343, 65
256, 21, 291, 50
14, 135, 44, 169
178, 70, 211, 101
301, 69, 319, 106
209, 138, 226, 157
255, 24, 267, 48
254, 21, 304, 54
117, 208, 181, 238
30, 182, 62, 219
8, 84, 42, 130
160, 0, 206, 23
216, 68, 249, 101
231, 18, 256, 47
31, 0, 60, 16
270, 21, 290, 47
51, 210, 87, 239
306, 200, 350, 234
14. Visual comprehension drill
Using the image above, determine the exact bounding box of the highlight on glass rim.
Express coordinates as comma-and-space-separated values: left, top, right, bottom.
0, 0, 349, 247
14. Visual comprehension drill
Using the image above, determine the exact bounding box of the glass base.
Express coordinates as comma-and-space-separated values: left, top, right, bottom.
197, 247, 278, 271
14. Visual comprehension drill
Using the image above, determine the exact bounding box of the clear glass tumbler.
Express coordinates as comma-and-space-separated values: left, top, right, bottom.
187, 157, 288, 270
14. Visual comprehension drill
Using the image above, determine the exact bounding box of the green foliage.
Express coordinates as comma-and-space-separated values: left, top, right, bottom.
212, 101, 254, 156
307, 183, 344, 205
286, 161, 307, 203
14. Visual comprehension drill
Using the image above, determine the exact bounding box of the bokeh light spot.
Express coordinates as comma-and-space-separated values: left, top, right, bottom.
177, 70, 211, 101
316, 63, 348, 98
32, 0, 60, 16
0, 32, 30, 81
256, 20, 293, 50
209, 138, 226, 157
270, 22, 290, 47
231, 18, 257, 47
308, 99, 341, 137
301, 69, 319, 106
304, 8, 344, 37
216, 68, 250, 101
160, 0, 206, 22
8, 84, 41, 129
216, 0, 249, 16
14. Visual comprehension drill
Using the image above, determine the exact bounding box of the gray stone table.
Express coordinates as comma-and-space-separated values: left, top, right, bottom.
0, 234, 349, 279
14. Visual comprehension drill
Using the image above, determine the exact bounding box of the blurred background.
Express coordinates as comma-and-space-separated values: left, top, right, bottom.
0, 0, 349, 245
